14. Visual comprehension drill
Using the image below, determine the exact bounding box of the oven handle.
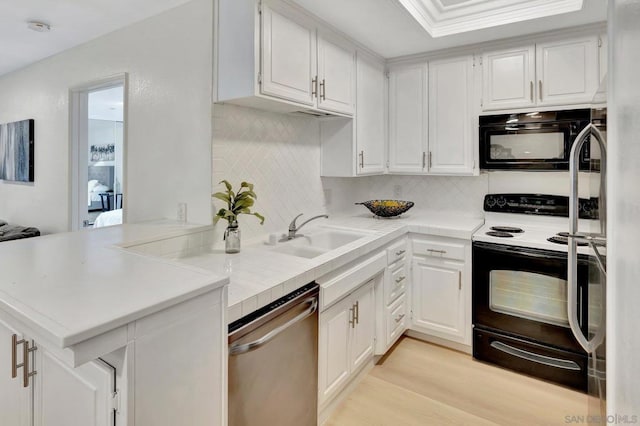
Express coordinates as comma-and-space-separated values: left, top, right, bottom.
490, 341, 581, 371
568, 123, 607, 354
473, 242, 567, 261
229, 297, 318, 356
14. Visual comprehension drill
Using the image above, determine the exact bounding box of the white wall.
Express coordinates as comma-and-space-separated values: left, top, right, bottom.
0, 0, 213, 233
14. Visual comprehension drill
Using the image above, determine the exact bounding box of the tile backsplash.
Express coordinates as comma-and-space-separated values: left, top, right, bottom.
212, 104, 326, 245
323, 174, 489, 218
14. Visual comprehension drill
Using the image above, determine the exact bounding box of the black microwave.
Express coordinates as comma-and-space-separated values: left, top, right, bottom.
479, 109, 594, 171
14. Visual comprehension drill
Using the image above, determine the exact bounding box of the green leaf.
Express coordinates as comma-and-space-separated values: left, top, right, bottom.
212, 192, 231, 203
219, 180, 232, 192
252, 212, 265, 225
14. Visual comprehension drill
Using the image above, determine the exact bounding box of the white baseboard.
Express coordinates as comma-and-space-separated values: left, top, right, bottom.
405, 330, 472, 355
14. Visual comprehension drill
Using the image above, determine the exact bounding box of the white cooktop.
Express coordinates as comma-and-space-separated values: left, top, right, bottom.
472, 212, 602, 253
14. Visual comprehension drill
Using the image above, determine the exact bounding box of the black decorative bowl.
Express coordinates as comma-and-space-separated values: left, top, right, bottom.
355, 200, 414, 218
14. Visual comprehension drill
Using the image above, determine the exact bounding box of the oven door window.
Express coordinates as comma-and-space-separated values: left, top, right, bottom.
488, 131, 565, 161
490, 270, 569, 327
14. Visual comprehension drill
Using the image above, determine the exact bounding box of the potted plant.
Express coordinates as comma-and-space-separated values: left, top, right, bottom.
212, 180, 265, 253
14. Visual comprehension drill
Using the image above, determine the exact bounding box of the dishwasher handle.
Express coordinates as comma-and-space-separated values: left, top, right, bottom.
229, 297, 318, 356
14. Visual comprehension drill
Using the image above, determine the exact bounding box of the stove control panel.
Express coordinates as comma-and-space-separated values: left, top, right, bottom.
483, 194, 599, 219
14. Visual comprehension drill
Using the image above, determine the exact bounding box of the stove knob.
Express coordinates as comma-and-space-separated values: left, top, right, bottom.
486, 197, 496, 207
497, 197, 507, 207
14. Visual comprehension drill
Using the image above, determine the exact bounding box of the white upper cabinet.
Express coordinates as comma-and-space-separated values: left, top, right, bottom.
388, 64, 428, 174
536, 36, 600, 106
482, 35, 601, 111
356, 53, 386, 174
216, 0, 355, 116
482, 46, 536, 110
428, 55, 475, 175
261, 4, 316, 106
317, 32, 356, 115
320, 52, 386, 177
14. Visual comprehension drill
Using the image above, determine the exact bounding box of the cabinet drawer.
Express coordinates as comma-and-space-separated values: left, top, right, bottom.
386, 294, 407, 347
387, 239, 408, 264
412, 238, 465, 261
386, 263, 407, 305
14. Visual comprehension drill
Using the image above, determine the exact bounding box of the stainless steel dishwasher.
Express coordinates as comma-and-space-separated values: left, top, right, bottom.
228, 282, 319, 426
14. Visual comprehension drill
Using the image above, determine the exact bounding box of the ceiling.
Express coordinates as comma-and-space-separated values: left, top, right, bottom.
290, 0, 607, 58
0, 0, 192, 77
89, 86, 124, 122
0, 0, 607, 78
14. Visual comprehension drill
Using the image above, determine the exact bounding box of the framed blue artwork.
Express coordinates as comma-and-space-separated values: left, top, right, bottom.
0, 119, 34, 182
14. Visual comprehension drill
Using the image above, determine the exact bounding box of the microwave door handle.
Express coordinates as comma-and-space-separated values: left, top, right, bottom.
568, 123, 607, 354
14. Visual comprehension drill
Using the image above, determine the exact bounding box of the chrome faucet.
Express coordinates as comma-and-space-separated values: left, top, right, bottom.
287, 213, 329, 239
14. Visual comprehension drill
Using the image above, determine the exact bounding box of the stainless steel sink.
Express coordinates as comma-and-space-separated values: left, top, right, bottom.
272, 228, 371, 258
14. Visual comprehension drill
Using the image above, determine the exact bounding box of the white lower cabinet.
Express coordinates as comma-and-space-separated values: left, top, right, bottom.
318, 280, 374, 407
34, 349, 115, 426
410, 236, 471, 346
1, 286, 226, 426
0, 318, 114, 426
0, 319, 32, 426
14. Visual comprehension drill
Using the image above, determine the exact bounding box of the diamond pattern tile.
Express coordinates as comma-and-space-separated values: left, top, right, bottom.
212, 104, 326, 245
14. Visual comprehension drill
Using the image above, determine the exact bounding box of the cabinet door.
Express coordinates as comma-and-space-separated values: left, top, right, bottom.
261, 3, 316, 106
317, 32, 355, 115
356, 53, 386, 175
388, 64, 428, 174
536, 36, 599, 106
482, 46, 536, 110
386, 294, 408, 348
0, 320, 31, 426
318, 296, 352, 407
34, 350, 115, 426
428, 56, 475, 175
412, 260, 465, 341
350, 281, 375, 373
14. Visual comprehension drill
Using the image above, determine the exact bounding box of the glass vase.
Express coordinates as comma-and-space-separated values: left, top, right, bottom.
224, 221, 241, 254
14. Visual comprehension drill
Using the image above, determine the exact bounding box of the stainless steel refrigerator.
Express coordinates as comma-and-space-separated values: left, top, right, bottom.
567, 81, 607, 421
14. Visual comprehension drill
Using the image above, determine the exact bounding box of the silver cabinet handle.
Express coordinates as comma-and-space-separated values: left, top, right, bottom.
458, 271, 462, 290
312, 76, 318, 97
11, 334, 24, 379
395, 276, 406, 284
539, 80, 543, 101
349, 305, 355, 328
320, 79, 326, 100
359, 151, 364, 169
229, 297, 318, 355
395, 249, 406, 256
530, 81, 533, 102
354, 300, 359, 325
426, 249, 446, 255
422, 152, 426, 169
12, 335, 36, 387
490, 341, 581, 371
395, 313, 405, 323
23, 340, 37, 388
428, 151, 433, 168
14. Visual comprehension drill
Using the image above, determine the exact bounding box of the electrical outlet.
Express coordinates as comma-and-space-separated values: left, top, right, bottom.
177, 203, 187, 223
393, 185, 403, 198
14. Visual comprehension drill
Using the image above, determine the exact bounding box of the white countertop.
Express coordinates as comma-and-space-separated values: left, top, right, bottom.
171, 213, 484, 323
0, 223, 228, 348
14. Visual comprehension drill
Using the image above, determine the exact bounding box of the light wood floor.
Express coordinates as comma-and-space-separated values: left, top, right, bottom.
327, 337, 592, 426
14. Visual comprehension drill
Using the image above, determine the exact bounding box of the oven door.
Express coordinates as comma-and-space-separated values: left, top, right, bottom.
472, 242, 589, 353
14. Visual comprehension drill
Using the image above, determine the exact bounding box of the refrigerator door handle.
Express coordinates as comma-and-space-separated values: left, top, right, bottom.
568, 123, 607, 354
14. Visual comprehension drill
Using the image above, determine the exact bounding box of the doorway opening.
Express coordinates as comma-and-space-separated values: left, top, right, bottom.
70, 75, 127, 230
